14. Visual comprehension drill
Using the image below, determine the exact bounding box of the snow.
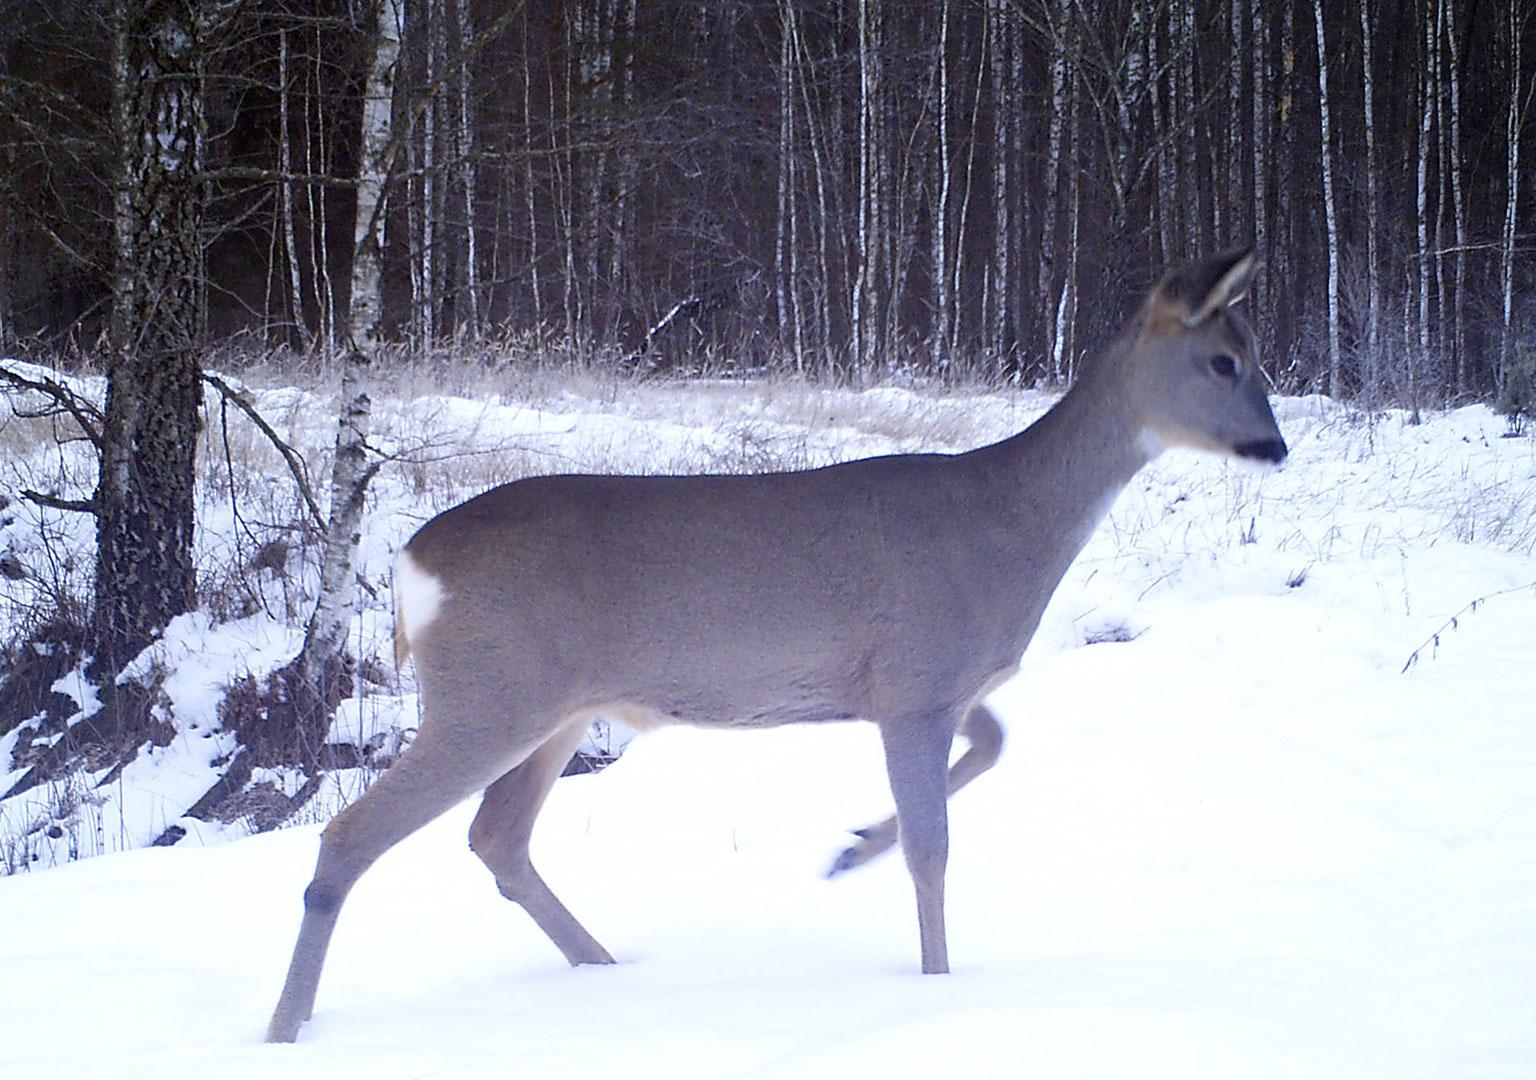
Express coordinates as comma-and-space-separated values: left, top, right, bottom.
1, 377, 1534, 1077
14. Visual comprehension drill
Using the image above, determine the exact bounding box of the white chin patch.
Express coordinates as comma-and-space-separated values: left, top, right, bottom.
396, 549, 445, 639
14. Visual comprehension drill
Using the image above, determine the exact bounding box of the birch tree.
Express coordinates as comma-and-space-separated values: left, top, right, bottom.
1250, 0, 1270, 348
1358, 0, 1380, 396
1313, 0, 1341, 396
288, 0, 402, 724
853, 0, 880, 369
987, 0, 1010, 365
1415, 0, 1436, 419
91, 0, 207, 672
1501, 0, 1523, 390
1441, 0, 1465, 391
930, 0, 951, 370
1039, 0, 1068, 378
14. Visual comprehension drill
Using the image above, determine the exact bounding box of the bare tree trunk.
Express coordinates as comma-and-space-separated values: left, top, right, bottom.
1358, 0, 1380, 400
305, 38, 335, 345
987, 0, 1009, 368
1313, 0, 1341, 397
1149, 12, 1176, 262
1415, 0, 1435, 420
776, 0, 794, 361
1177, 0, 1198, 252
560, 11, 578, 345
1039, 0, 1067, 379
1055, 37, 1080, 385
1276, 2, 1296, 364
1226, 0, 1244, 244
1501, 0, 1523, 391
293, 0, 402, 715
523, 4, 542, 321
1251, 0, 1270, 348
951, 22, 986, 361
931, 0, 951, 371
853, 0, 878, 369
454, 0, 480, 334
278, 28, 306, 346
93, 0, 205, 672
607, 0, 637, 334
1433, 0, 1450, 382
420, 0, 440, 343
1443, 0, 1466, 395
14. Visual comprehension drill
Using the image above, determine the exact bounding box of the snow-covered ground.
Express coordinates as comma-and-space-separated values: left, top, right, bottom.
1, 372, 1534, 1077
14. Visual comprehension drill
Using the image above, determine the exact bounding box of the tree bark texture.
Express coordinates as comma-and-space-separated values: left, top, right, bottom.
93, 0, 205, 671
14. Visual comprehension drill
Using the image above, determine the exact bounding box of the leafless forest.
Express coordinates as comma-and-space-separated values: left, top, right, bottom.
2, 0, 1531, 394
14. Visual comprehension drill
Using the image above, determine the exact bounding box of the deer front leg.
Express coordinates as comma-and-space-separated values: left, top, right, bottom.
876, 711, 960, 974
828, 703, 1002, 878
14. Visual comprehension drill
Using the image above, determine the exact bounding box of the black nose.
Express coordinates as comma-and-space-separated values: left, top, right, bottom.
1234, 437, 1288, 464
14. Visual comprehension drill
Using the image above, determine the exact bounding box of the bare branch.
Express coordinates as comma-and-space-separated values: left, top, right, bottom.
202, 372, 326, 531
0, 363, 106, 449
20, 489, 97, 515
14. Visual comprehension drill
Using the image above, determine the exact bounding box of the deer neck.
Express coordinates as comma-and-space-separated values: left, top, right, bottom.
979, 353, 1156, 573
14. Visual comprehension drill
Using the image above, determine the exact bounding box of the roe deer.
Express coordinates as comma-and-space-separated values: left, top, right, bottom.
265, 248, 1286, 1042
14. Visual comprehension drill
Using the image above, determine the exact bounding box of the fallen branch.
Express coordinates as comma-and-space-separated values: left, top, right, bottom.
623, 296, 701, 370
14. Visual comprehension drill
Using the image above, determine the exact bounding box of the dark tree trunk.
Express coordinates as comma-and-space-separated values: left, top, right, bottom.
92, 0, 205, 672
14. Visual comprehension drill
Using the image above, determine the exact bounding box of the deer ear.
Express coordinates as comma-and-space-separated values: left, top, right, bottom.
1153, 248, 1257, 328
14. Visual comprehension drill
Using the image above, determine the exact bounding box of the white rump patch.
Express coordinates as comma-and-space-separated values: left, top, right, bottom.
395, 548, 445, 640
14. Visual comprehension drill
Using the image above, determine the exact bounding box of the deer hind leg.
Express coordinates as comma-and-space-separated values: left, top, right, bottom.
468, 717, 616, 967
827, 703, 1003, 878
265, 718, 550, 1043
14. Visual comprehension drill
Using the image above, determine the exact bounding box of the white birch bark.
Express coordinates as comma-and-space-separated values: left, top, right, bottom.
1416, 0, 1435, 418
523, 4, 542, 319
305, 42, 335, 344
931, 0, 951, 370
1039, 0, 1067, 377
454, 0, 480, 333
987, 0, 1009, 364
789, 6, 833, 357
278, 28, 306, 344
1178, 0, 1197, 250
1358, 0, 1380, 396
421, 0, 440, 343
776, 0, 793, 357
1251, 0, 1269, 345
297, 0, 401, 693
1443, 0, 1467, 392
1313, 0, 1341, 396
1501, 0, 1523, 388
1056, 41, 1080, 384
854, 0, 875, 369
951, 23, 987, 360
607, 0, 636, 318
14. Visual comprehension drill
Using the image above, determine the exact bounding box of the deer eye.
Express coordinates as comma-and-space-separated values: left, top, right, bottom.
1209, 354, 1239, 380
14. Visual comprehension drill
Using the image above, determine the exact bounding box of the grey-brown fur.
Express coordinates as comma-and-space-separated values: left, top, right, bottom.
265, 249, 1285, 1042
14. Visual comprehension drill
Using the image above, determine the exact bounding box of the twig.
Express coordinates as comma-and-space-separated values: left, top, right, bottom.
1400, 580, 1536, 674
202, 372, 325, 531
